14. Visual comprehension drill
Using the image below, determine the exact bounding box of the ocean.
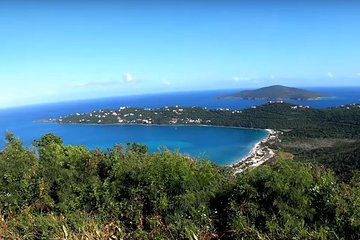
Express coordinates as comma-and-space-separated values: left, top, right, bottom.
0, 87, 359, 166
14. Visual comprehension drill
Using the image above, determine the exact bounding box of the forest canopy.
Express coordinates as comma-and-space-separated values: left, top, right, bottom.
0, 133, 359, 239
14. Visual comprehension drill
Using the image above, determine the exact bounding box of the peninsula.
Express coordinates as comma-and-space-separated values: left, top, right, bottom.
218, 85, 327, 100
45, 102, 360, 139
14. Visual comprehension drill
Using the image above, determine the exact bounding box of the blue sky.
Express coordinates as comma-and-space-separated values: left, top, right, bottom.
1, 1, 360, 107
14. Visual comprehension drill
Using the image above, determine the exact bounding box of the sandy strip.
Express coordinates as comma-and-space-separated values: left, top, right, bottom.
231, 129, 277, 174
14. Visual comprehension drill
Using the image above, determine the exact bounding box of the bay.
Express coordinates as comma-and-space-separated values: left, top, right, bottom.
0, 87, 359, 165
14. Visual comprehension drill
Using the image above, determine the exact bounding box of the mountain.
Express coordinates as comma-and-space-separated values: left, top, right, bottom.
219, 85, 327, 100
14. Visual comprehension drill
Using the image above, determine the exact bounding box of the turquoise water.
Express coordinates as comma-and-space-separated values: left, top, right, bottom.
39, 124, 268, 166
0, 115, 267, 165
0, 101, 268, 166
0, 87, 359, 165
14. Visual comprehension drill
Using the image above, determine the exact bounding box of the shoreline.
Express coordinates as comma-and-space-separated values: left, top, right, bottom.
38, 120, 274, 171
36, 120, 268, 132
231, 129, 277, 174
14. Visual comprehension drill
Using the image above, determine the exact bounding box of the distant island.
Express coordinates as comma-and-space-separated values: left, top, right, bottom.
218, 85, 327, 100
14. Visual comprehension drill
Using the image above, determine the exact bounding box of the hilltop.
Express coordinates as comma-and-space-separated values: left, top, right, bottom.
219, 85, 327, 100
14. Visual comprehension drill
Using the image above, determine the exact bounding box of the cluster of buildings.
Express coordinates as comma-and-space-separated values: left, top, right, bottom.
290, 105, 310, 109
339, 104, 360, 110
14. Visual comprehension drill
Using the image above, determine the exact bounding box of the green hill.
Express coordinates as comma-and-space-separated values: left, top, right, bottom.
219, 85, 327, 100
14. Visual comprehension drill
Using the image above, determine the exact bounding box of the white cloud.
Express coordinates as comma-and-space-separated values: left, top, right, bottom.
123, 72, 135, 82
327, 72, 334, 78
162, 80, 172, 86
233, 76, 250, 82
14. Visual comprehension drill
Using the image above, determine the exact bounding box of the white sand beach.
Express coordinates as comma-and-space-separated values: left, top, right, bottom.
232, 129, 277, 174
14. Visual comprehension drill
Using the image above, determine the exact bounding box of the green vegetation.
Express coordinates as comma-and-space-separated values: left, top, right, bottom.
1, 133, 360, 239
286, 140, 360, 182
218, 85, 327, 100
49, 102, 360, 139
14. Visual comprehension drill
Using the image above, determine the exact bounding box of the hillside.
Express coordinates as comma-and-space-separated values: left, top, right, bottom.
219, 85, 327, 100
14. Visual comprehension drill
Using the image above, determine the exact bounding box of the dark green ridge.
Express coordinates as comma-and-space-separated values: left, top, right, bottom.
219, 85, 328, 100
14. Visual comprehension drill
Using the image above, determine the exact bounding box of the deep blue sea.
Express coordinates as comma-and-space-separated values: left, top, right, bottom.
0, 87, 359, 166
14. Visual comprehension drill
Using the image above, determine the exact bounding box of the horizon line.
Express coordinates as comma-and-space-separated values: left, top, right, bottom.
1, 85, 360, 110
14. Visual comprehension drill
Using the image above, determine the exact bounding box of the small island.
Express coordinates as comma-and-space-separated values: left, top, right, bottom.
218, 85, 327, 100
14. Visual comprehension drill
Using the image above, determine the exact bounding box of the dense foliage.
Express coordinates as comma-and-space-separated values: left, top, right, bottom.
287, 141, 360, 182
0, 133, 360, 239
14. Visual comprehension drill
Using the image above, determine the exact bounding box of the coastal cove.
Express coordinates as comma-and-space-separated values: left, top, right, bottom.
2, 118, 269, 166
1, 88, 359, 166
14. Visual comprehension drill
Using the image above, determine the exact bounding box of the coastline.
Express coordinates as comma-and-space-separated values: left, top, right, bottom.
231, 129, 277, 174
38, 119, 275, 171
37, 120, 268, 132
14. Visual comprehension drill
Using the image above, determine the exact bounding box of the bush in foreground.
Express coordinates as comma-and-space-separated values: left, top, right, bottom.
0, 133, 359, 239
